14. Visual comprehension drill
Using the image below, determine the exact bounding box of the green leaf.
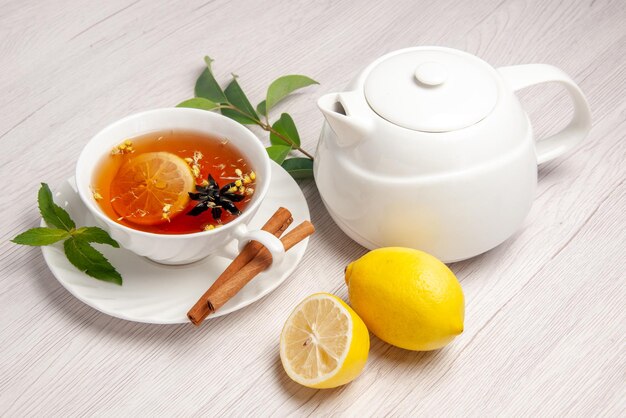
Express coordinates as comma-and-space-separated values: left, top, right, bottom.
73, 227, 119, 248
256, 100, 266, 116
221, 76, 259, 125
12, 228, 70, 246
194, 56, 227, 103
221, 108, 258, 125
64, 238, 122, 285
38, 183, 75, 231
176, 97, 220, 110
265, 75, 319, 114
270, 113, 300, 147
266, 145, 291, 164
281, 158, 314, 179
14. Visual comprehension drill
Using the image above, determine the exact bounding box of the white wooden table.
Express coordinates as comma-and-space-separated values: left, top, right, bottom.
1, 0, 624, 415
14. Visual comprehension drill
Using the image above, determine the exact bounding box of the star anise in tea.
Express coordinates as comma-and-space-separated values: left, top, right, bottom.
187, 175, 244, 220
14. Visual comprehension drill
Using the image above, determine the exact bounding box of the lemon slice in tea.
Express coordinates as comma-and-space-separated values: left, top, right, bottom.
280, 293, 369, 389
110, 152, 195, 225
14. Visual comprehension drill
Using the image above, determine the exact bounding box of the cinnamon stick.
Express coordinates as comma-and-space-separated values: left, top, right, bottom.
203, 221, 315, 316
187, 207, 293, 325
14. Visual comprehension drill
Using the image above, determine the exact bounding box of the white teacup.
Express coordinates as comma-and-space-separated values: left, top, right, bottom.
75, 108, 285, 265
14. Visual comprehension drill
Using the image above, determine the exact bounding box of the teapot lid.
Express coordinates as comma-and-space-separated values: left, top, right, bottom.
363, 48, 499, 132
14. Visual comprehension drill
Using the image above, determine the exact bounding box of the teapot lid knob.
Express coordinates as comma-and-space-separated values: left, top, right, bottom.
414, 62, 447, 86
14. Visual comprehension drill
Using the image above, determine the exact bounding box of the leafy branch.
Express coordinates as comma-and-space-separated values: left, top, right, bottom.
12, 183, 122, 285
177, 56, 318, 179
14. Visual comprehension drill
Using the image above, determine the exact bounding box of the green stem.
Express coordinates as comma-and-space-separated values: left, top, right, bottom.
221, 105, 314, 161
262, 123, 315, 160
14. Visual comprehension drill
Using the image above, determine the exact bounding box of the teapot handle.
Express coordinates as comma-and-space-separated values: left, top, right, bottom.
497, 64, 591, 164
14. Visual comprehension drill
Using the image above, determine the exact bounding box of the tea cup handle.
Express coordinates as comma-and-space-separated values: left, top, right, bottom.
233, 224, 285, 266
498, 64, 592, 164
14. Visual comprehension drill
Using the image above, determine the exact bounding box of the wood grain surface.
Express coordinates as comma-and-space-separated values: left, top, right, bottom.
1, 0, 624, 415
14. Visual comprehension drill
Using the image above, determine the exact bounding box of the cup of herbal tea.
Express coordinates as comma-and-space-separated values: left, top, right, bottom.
75, 108, 285, 265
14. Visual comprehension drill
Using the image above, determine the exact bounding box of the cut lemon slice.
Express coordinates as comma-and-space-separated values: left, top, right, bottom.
280, 293, 369, 389
110, 152, 195, 225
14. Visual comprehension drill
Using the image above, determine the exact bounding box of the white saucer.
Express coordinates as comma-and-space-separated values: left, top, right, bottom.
41, 161, 310, 324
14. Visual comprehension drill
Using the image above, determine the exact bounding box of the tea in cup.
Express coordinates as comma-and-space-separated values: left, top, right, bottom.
76, 108, 284, 265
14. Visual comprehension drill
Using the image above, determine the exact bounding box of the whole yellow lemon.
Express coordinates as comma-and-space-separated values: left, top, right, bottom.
345, 247, 464, 351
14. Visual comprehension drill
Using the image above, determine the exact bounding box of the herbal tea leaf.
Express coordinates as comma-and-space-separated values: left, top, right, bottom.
270, 113, 300, 147
225, 76, 258, 117
176, 97, 220, 110
221, 108, 257, 124
38, 183, 75, 231
195, 56, 228, 103
266, 145, 291, 164
73, 227, 119, 248
265, 75, 319, 114
13, 181, 124, 284
64, 238, 122, 285
184, 56, 317, 163
12, 228, 70, 246
281, 158, 314, 179
256, 100, 266, 116
221, 76, 258, 125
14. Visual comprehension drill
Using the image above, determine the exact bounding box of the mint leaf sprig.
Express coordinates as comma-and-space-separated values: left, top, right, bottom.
12, 183, 122, 285
177, 56, 317, 179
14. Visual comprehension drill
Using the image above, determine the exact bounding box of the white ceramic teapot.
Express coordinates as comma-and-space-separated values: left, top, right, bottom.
314, 46, 591, 262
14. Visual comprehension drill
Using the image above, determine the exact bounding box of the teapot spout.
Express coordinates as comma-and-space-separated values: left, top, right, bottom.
317, 92, 373, 147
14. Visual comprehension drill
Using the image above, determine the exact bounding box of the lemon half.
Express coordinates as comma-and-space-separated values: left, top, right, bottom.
279, 293, 369, 389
